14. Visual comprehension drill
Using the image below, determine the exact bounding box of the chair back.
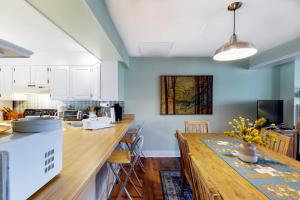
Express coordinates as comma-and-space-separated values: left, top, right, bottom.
265, 131, 291, 156
126, 121, 145, 137
131, 135, 144, 164
175, 130, 192, 184
190, 155, 223, 200
185, 120, 209, 133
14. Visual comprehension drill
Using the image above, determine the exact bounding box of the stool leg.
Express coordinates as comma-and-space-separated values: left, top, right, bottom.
132, 168, 142, 187
120, 165, 142, 197
109, 163, 132, 200
138, 158, 146, 173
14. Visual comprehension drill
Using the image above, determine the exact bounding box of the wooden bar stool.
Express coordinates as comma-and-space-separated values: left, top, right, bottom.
108, 136, 144, 200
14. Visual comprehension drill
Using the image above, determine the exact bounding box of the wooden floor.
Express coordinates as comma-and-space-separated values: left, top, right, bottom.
111, 157, 180, 200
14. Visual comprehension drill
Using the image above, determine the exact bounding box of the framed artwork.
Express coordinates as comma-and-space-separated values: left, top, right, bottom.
160, 75, 213, 115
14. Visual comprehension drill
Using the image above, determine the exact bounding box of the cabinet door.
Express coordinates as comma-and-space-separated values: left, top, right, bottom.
50, 66, 69, 100
101, 61, 118, 101
13, 66, 30, 87
31, 66, 49, 87
0, 66, 13, 100
69, 66, 91, 100
91, 64, 101, 100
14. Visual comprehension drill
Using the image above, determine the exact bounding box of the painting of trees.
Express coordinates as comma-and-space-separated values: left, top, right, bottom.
160, 75, 213, 115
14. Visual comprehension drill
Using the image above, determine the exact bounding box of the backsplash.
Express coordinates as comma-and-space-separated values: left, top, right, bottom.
13, 94, 124, 114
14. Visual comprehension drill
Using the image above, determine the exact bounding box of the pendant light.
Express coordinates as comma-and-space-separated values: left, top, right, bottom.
213, 2, 257, 61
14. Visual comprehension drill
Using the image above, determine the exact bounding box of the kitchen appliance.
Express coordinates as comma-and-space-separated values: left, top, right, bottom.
23, 109, 57, 118
63, 110, 82, 121
11, 117, 61, 133
0, 118, 62, 200
0, 38, 33, 58
114, 104, 123, 122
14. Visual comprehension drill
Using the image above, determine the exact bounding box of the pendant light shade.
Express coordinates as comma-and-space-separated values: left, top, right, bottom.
213, 34, 257, 61
213, 2, 257, 61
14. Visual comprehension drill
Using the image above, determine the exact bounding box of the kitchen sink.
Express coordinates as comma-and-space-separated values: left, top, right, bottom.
67, 122, 83, 128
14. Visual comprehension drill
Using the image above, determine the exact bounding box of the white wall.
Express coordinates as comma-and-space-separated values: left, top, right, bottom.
125, 58, 278, 156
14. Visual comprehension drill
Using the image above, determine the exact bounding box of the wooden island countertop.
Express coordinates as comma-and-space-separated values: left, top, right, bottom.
28, 117, 134, 200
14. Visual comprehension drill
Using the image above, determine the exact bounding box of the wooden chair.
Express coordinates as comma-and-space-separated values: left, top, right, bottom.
175, 130, 193, 193
265, 131, 291, 156
185, 120, 209, 133
190, 155, 223, 200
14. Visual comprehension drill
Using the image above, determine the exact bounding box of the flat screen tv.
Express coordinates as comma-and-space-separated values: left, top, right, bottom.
257, 100, 283, 126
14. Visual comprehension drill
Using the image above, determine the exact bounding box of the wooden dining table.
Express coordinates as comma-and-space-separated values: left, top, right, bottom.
183, 133, 300, 200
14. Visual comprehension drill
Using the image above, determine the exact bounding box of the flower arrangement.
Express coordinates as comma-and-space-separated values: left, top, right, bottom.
224, 116, 276, 145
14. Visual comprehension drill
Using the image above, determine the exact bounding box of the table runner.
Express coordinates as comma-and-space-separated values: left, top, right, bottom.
201, 138, 300, 200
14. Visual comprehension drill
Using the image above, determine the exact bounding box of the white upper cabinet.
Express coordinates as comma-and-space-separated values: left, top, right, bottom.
90, 63, 101, 100
69, 66, 91, 99
13, 66, 30, 87
13, 66, 50, 88
0, 66, 13, 100
31, 66, 50, 87
101, 61, 124, 101
50, 66, 69, 100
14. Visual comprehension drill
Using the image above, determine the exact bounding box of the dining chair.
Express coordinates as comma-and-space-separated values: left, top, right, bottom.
265, 131, 291, 156
175, 130, 193, 194
190, 155, 223, 200
185, 120, 209, 133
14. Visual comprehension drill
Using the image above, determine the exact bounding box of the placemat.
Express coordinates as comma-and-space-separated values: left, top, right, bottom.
201, 138, 300, 200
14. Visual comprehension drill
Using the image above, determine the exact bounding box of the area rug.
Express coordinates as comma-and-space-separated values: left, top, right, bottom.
160, 170, 192, 200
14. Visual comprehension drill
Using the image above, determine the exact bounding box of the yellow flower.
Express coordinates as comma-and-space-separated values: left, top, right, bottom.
228, 121, 233, 125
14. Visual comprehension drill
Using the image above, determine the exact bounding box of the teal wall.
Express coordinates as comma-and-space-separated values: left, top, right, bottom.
276, 62, 295, 127
124, 58, 278, 153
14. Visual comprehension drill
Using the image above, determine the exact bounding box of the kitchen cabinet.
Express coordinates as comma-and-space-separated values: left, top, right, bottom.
13, 66, 50, 88
69, 66, 91, 99
13, 66, 30, 87
101, 61, 124, 101
31, 66, 50, 87
0, 66, 13, 100
50, 66, 69, 100
90, 63, 101, 100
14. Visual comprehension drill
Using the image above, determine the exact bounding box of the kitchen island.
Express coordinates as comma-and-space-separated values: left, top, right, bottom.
28, 116, 134, 200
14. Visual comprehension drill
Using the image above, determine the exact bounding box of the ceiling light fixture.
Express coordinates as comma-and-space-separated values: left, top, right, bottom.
213, 2, 257, 61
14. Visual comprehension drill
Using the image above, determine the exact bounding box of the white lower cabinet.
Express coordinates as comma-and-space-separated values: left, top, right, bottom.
50, 66, 70, 100
69, 66, 91, 100
0, 66, 13, 100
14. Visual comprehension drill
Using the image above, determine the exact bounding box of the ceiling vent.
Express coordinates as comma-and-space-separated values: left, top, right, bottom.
139, 42, 173, 57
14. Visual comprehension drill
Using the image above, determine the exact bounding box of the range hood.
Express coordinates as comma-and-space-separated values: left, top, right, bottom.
0, 39, 33, 58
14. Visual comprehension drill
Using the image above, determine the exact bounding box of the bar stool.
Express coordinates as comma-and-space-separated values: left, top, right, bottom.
108, 135, 144, 200
120, 121, 146, 172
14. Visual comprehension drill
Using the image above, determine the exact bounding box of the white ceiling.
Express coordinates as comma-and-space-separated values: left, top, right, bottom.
0, 0, 94, 56
105, 0, 300, 57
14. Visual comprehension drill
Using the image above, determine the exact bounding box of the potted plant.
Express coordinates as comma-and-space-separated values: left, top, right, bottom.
224, 117, 276, 163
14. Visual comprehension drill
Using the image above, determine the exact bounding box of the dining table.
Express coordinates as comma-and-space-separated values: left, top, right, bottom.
184, 133, 300, 200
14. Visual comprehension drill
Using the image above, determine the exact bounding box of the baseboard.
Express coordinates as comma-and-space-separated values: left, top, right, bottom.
142, 150, 180, 158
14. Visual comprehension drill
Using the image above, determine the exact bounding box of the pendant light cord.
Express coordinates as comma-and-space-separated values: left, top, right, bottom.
233, 9, 236, 35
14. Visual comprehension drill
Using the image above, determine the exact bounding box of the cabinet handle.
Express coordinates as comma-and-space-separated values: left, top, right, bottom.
13, 80, 15, 83
0, 68, 1, 72
47, 79, 50, 84
0, 94, 2, 97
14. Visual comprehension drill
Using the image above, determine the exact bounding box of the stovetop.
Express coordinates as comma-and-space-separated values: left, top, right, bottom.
23, 109, 57, 117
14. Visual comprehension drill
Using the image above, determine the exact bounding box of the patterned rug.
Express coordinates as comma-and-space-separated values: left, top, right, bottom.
160, 170, 192, 200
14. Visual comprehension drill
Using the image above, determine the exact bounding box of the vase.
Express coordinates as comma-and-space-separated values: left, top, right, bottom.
238, 141, 258, 163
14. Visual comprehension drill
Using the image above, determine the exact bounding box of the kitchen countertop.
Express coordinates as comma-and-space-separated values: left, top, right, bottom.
16, 116, 134, 200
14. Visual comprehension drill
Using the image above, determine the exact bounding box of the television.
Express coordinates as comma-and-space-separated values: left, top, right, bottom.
257, 100, 283, 126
